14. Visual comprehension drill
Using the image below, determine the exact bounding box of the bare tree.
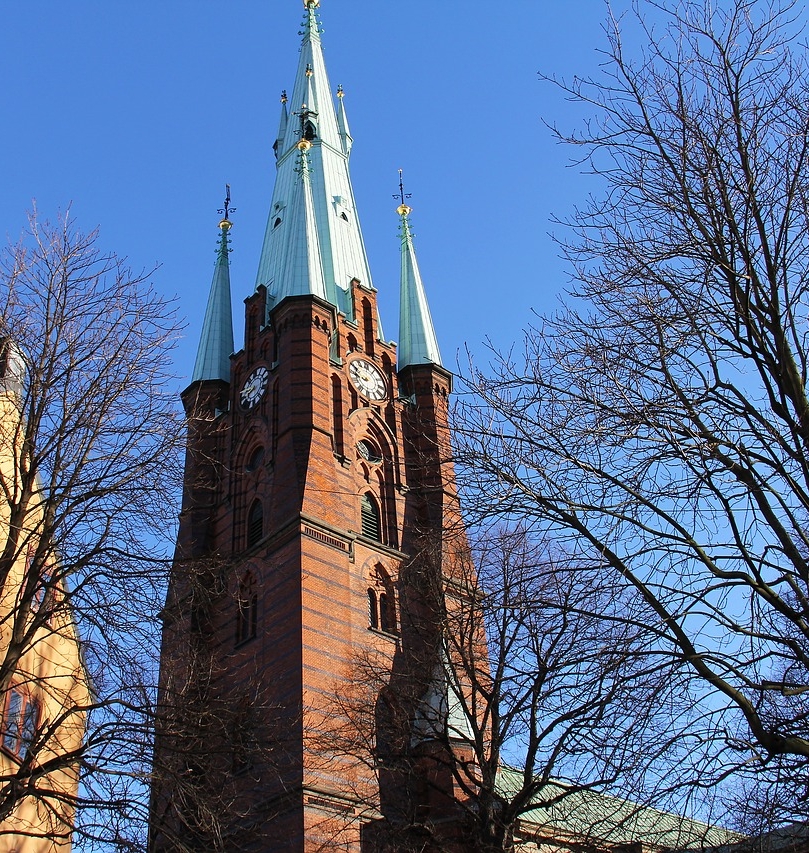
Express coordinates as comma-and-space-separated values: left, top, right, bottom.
455, 0, 809, 832
312, 527, 732, 853
149, 553, 294, 853
0, 210, 185, 849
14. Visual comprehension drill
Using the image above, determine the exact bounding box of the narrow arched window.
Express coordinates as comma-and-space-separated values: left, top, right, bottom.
362, 299, 375, 357
360, 493, 381, 541
332, 375, 344, 456
368, 565, 397, 634
368, 588, 378, 629
247, 500, 264, 548
304, 120, 317, 141
379, 592, 393, 633
236, 572, 258, 645
379, 593, 392, 633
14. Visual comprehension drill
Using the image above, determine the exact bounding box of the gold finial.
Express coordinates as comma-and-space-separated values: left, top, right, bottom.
304, 0, 320, 7
305, 63, 314, 78
394, 169, 413, 216
297, 138, 312, 152
281, 90, 288, 105
337, 84, 345, 99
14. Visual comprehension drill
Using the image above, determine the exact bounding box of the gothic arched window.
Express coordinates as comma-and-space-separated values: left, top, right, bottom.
236, 572, 258, 645
247, 499, 264, 549
360, 493, 381, 541
368, 566, 397, 635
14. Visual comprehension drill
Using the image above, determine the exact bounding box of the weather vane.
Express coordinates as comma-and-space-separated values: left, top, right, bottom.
394, 169, 412, 207
218, 185, 235, 223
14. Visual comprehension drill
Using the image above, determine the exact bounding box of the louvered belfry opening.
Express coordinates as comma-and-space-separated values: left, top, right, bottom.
360, 493, 381, 541
247, 499, 264, 548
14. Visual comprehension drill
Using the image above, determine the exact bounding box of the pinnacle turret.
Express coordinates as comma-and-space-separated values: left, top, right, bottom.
396, 177, 442, 371
336, 85, 353, 158
192, 191, 235, 383
274, 91, 289, 160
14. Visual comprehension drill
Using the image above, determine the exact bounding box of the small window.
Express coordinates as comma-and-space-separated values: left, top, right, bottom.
273, 217, 282, 229
340, 212, 349, 222
245, 447, 265, 473
362, 299, 375, 357
304, 120, 317, 141
236, 572, 258, 645
379, 593, 394, 634
247, 500, 264, 548
3, 688, 39, 757
368, 589, 378, 629
357, 440, 382, 464
360, 493, 381, 541
368, 567, 397, 635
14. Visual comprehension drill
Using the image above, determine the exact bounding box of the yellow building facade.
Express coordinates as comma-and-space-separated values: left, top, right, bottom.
0, 345, 89, 852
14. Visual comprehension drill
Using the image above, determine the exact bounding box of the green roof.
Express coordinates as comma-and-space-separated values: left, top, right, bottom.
497, 768, 745, 850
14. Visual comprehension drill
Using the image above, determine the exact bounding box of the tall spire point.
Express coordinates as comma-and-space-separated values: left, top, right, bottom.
257, 0, 374, 311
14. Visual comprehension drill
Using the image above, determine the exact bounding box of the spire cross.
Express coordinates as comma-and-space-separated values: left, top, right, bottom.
218, 184, 235, 228
394, 169, 413, 216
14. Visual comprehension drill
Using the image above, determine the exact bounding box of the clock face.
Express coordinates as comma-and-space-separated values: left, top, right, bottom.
348, 358, 387, 401
240, 366, 269, 410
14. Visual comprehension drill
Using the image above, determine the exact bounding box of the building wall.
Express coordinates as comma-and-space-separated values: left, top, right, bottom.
0, 381, 89, 852
152, 279, 474, 852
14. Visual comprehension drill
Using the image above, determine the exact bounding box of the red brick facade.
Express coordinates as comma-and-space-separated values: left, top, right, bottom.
150, 277, 471, 852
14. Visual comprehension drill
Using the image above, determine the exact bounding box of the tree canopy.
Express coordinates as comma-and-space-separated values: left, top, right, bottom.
456, 0, 809, 832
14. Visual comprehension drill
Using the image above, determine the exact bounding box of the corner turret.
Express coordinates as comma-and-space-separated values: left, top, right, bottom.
396, 173, 442, 371
191, 189, 235, 384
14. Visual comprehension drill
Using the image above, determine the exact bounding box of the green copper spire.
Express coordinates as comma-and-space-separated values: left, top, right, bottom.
192, 192, 235, 383
280, 140, 328, 301
397, 176, 442, 370
256, 1, 374, 317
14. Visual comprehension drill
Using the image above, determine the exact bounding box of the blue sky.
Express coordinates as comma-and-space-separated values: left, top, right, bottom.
1, 1, 611, 386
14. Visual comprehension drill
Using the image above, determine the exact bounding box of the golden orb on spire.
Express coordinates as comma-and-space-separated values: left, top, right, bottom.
304, 0, 320, 7
219, 219, 232, 231
297, 138, 313, 152
397, 204, 412, 217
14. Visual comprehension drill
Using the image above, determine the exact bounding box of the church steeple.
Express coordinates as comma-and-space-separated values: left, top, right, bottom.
396, 174, 443, 370
256, 0, 374, 317
191, 190, 235, 383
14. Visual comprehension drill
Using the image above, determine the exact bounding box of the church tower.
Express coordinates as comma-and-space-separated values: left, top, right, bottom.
150, 3, 472, 851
